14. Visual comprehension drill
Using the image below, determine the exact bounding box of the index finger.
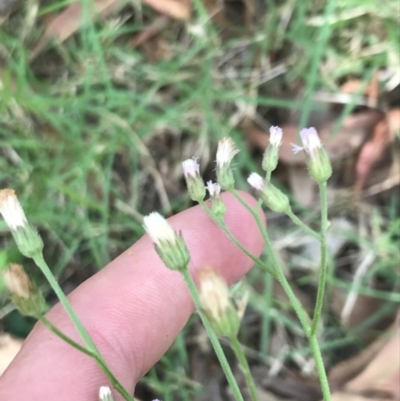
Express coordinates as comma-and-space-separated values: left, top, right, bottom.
0, 191, 265, 401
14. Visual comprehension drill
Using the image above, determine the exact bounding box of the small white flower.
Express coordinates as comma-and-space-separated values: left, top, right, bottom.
206, 181, 221, 197
299, 127, 322, 157
182, 158, 200, 179
0, 189, 28, 231
99, 386, 114, 401
269, 126, 283, 147
143, 212, 177, 247
247, 173, 265, 191
216, 137, 239, 168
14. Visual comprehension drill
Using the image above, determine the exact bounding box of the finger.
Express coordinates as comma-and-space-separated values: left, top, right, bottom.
0, 191, 265, 401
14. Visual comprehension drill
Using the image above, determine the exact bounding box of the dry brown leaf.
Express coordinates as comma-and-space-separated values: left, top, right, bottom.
130, 15, 169, 48
355, 107, 400, 193
286, 165, 316, 206
329, 318, 400, 400
340, 72, 380, 108
345, 325, 400, 398
0, 333, 23, 376
30, 0, 123, 59
31, 0, 190, 60
144, 0, 191, 20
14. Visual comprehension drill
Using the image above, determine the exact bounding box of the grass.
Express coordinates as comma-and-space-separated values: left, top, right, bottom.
1, 0, 399, 399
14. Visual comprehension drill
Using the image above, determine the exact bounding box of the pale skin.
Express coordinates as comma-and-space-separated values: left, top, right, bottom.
0, 192, 264, 401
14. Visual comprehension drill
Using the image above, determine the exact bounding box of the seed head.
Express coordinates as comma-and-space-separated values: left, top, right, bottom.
0, 189, 28, 231
216, 137, 239, 168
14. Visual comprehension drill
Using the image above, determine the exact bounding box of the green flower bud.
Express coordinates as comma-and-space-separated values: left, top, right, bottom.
262, 126, 282, 173
299, 128, 332, 184
143, 212, 190, 272
3, 264, 46, 317
0, 189, 44, 259
206, 181, 226, 217
247, 173, 290, 213
182, 158, 206, 202
198, 266, 246, 339
216, 138, 239, 190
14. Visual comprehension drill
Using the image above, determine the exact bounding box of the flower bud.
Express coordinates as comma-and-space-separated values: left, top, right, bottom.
99, 386, 115, 401
247, 172, 290, 213
299, 128, 332, 184
262, 126, 282, 174
198, 266, 246, 339
3, 264, 45, 316
182, 158, 206, 202
143, 212, 190, 272
216, 138, 239, 190
0, 189, 44, 259
206, 181, 226, 217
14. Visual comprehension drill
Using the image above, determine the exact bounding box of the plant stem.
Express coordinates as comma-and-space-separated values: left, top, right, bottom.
259, 274, 273, 358
311, 182, 328, 336
181, 269, 244, 401
309, 335, 331, 401
33, 254, 135, 401
38, 315, 93, 357
286, 209, 321, 240
199, 200, 276, 278
229, 189, 332, 400
37, 316, 136, 401
230, 336, 259, 401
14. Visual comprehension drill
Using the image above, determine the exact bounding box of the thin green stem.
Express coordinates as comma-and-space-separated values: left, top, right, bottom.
230, 190, 310, 329
298, 0, 336, 129
266, 171, 272, 182
310, 336, 332, 401
229, 189, 332, 400
259, 274, 273, 358
38, 316, 136, 401
230, 336, 259, 401
33, 254, 98, 351
181, 269, 244, 401
286, 209, 321, 240
38, 315, 93, 357
33, 254, 135, 401
311, 182, 329, 335
199, 200, 276, 278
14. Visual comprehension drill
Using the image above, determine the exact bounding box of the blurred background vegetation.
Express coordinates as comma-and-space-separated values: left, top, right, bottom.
0, 0, 399, 399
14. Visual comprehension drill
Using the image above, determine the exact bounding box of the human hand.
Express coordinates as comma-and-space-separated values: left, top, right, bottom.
0, 192, 264, 401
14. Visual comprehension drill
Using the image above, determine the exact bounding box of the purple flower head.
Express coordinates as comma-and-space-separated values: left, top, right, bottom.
182, 158, 200, 179
269, 126, 283, 147
299, 127, 322, 157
